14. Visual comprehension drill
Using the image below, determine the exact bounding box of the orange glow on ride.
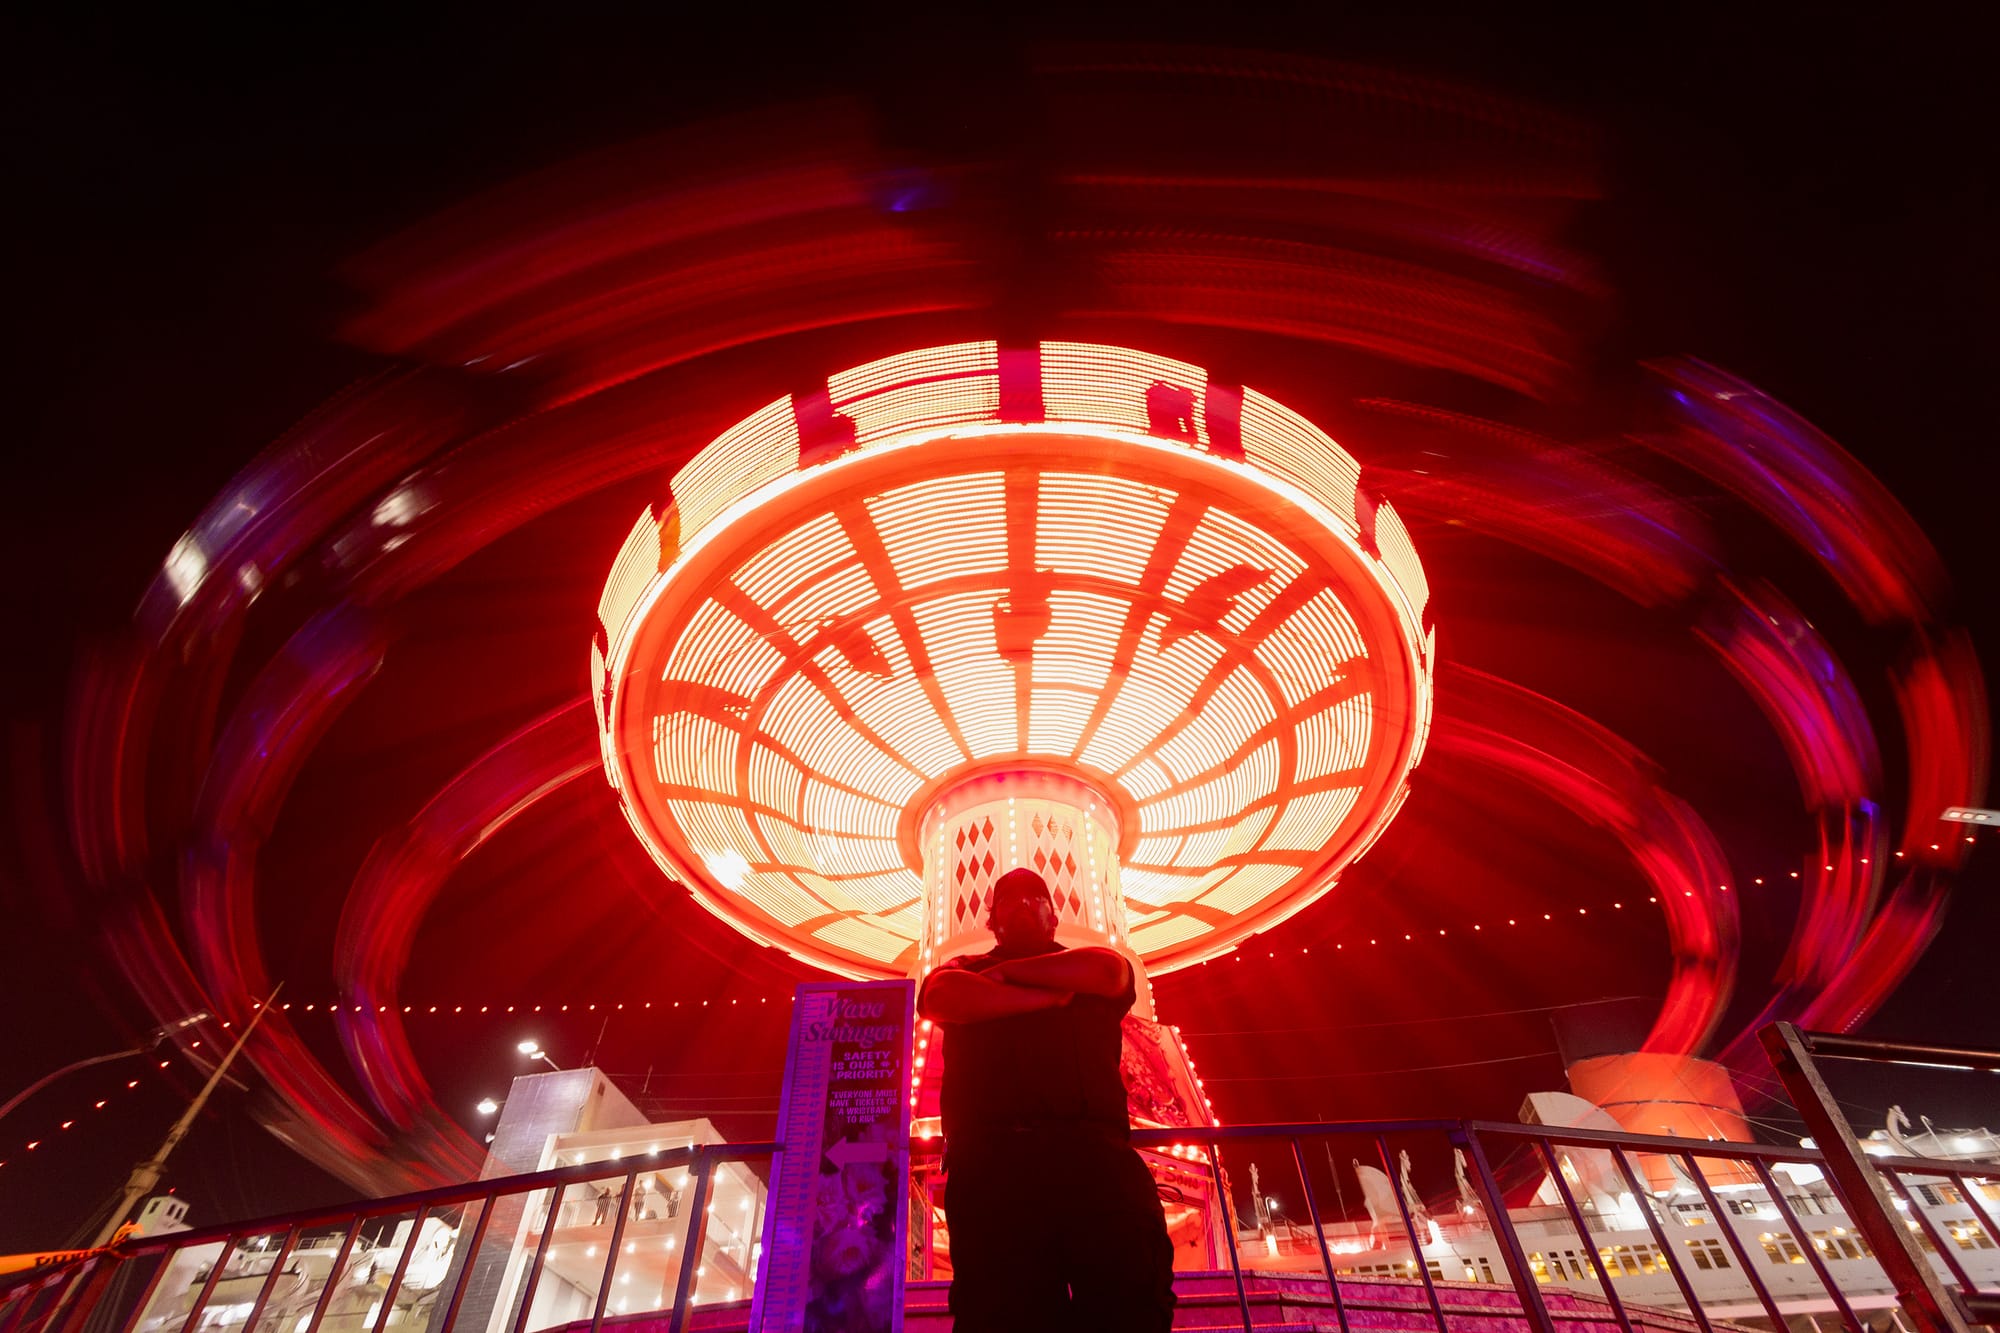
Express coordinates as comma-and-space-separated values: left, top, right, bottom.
595, 342, 1433, 978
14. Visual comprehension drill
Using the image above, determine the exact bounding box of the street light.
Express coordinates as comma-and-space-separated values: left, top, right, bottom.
0, 1011, 212, 1125
476, 1097, 501, 1115
517, 1040, 561, 1071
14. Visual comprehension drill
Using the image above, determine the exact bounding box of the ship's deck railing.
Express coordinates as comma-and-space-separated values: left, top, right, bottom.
4, 1025, 1995, 1333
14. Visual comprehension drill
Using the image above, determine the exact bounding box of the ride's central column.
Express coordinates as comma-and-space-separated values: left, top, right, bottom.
914, 769, 1153, 1019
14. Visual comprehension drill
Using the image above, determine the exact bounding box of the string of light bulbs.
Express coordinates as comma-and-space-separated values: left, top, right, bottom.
0, 1057, 179, 1172
250, 853, 1981, 1015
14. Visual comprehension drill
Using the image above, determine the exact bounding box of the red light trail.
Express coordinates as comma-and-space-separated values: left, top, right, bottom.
40, 60, 1985, 1195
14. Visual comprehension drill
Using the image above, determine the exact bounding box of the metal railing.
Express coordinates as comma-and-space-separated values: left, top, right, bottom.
6, 1025, 1996, 1333
1765, 1022, 2000, 1333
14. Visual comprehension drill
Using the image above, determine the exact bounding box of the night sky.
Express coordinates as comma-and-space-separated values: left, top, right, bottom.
2, 8, 1994, 1253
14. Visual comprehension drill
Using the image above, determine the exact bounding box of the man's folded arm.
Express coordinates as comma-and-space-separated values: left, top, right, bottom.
918, 967, 1072, 1024
983, 947, 1130, 998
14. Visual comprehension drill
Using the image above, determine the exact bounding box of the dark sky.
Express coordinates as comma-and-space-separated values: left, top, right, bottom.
1, 7, 1994, 1252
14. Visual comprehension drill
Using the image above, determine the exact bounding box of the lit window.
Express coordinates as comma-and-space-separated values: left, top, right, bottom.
1685, 1238, 1731, 1270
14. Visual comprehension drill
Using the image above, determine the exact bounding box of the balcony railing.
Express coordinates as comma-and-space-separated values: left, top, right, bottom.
3, 1025, 1993, 1333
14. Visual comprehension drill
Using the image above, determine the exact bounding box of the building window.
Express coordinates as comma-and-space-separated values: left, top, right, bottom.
1950, 1225, 1996, 1252
1685, 1238, 1732, 1270
1530, 1250, 1594, 1283
1811, 1229, 1873, 1260
1916, 1184, 1963, 1207
1597, 1244, 1662, 1277
1760, 1233, 1806, 1264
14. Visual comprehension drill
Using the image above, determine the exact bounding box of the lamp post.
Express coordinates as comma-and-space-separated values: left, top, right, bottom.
517, 1040, 561, 1071
0, 1012, 210, 1125
89, 989, 278, 1248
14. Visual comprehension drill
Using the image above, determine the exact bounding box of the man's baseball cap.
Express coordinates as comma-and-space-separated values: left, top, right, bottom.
989, 867, 1052, 908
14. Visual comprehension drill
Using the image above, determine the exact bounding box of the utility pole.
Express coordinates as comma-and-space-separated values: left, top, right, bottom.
89, 985, 281, 1248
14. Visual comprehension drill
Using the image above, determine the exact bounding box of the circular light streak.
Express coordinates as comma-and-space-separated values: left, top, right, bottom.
43, 64, 1986, 1195
594, 342, 1434, 977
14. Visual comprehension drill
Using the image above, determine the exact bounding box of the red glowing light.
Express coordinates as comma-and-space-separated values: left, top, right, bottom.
597, 342, 1432, 977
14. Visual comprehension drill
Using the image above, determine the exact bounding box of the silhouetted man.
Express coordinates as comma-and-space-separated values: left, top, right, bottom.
918, 867, 1175, 1333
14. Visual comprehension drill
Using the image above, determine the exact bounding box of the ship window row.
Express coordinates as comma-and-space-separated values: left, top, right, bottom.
1944, 1222, 1996, 1251
1901, 1179, 2000, 1207
1761, 1232, 1806, 1264
1685, 1238, 1733, 1270
1810, 1229, 1875, 1260
1528, 1248, 1591, 1282
1894, 1210, 1994, 1253
1530, 1240, 1736, 1281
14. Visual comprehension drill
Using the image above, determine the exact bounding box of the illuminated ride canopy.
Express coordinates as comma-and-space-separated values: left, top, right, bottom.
594, 342, 1435, 980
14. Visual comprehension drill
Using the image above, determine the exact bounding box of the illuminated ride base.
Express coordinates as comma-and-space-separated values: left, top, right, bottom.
593, 341, 1435, 1272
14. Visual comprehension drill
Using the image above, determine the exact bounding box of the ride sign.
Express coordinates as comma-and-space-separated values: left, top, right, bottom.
751, 980, 915, 1333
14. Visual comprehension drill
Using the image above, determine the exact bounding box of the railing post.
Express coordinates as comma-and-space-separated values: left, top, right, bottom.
1531, 1138, 1635, 1333
1950, 1171, 2000, 1256
1884, 1168, 1982, 1295
301, 1218, 363, 1333
241, 1230, 300, 1333
1607, 1148, 1712, 1333
1748, 1157, 1866, 1333
664, 1151, 717, 1333
436, 1198, 498, 1333
21, 1264, 94, 1333
0, 1269, 62, 1333
173, 1236, 238, 1333
1287, 1137, 1352, 1333
0, 1284, 24, 1333
508, 1183, 568, 1333
587, 1171, 638, 1333
37, 1257, 104, 1333
1678, 1151, 1790, 1333
1454, 1125, 1559, 1333
366, 1208, 429, 1333
1761, 1021, 1971, 1333
1203, 1140, 1255, 1333
1374, 1136, 1450, 1333
112, 1245, 178, 1333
